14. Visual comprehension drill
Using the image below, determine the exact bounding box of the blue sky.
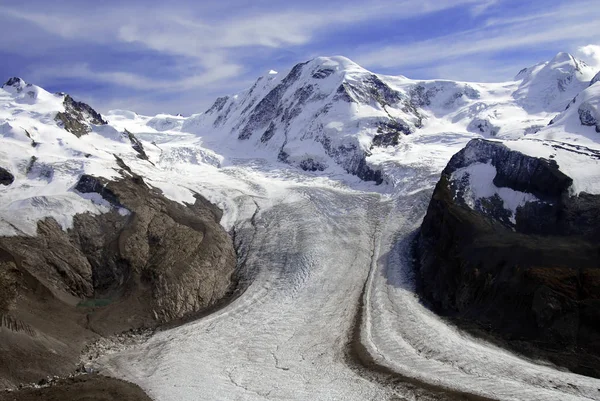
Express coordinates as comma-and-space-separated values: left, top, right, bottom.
1, 0, 599, 115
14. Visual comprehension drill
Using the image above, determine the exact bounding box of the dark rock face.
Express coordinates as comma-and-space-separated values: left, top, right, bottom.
0, 167, 14, 185
124, 129, 149, 160
205, 96, 229, 114
55, 95, 107, 137
592, 71, 600, 86
417, 139, 600, 377
316, 135, 383, 184
2, 77, 27, 91
371, 121, 410, 148
260, 122, 277, 143
0, 167, 236, 386
341, 74, 402, 107
299, 158, 326, 172
467, 118, 500, 136
312, 68, 335, 79
0, 375, 152, 401
238, 61, 308, 140
410, 82, 479, 108
578, 101, 600, 132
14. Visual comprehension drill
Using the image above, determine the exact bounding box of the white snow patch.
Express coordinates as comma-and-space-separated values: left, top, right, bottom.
452, 161, 539, 220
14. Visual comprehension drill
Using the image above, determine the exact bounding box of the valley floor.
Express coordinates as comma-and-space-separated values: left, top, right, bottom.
93, 159, 600, 401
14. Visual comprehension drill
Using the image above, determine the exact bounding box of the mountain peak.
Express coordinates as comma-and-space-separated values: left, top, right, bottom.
306, 56, 366, 77
549, 52, 576, 65
2, 77, 29, 91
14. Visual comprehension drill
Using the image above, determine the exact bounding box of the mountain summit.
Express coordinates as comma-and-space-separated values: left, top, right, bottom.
513, 52, 596, 113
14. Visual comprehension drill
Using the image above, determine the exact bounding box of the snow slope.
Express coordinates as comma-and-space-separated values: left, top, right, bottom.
1, 51, 600, 400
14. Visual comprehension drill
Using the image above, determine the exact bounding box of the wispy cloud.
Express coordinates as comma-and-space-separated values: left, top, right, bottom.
0, 0, 485, 92
0, 0, 598, 114
356, 1, 600, 73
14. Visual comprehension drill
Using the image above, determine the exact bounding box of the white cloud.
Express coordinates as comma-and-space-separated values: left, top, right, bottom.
355, 1, 600, 75
0, 0, 487, 93
30, 63, 243, 92
577, 44, 600, 68
470, 0, 500, 16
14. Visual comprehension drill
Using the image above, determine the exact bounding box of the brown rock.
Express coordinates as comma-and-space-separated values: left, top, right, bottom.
0, 167, 235, 387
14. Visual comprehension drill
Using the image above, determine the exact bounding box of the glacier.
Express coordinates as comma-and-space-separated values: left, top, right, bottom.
1, 51, 600, 400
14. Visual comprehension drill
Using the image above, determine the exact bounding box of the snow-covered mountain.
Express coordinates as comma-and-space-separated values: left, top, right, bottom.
1, 52, 600, 400
0, 51, 598, 239
107, 53, 599, 185
1, 51, 598, 235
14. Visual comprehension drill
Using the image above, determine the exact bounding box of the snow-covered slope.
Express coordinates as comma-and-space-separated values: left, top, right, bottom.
0, 78, 128, 236
102, 52, 599, 189
513, 52, 596, 113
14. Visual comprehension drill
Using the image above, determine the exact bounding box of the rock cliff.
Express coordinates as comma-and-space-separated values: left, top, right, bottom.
417, 139, 600, 377
0, 164, 236, 387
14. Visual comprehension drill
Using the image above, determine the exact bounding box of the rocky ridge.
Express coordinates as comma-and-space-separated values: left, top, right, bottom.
0, 79, 237, 388
417, 138, 600, 377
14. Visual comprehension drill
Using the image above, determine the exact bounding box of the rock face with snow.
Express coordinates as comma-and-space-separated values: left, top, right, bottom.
418, 138, 600, 377
181, 56, 429, 183
466, 118, 499, 136
55, 94, 108, 137
0, 167, 13, 186
513, 52, 596, 113
0, 168, 235, 386
544, 70, 600, 135
1, 50, 600, 397
0, 80, 236, 386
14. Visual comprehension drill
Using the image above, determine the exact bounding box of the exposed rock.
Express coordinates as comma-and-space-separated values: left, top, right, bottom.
238, 61, 308, 140
524, 125, 544, 135
345, 74, 402, 107
55, 95, 107, 137
467, 118, 500, 136
2, 77, 28, 92
299, 158, 327, 172
371, 120, 410, 148
312, 68, 335, 79
0, 167, 13, 186
333, 83, 356, 103
410, 82, 479, 109
260, 122, 276, 143
417, 139, 600, 377
316, 135, 383, 184
205, 96, 229, 114
578, 101, 600, 132
123, 129, 149, 160
0, 375, 152, 401
0, 166, 236, 386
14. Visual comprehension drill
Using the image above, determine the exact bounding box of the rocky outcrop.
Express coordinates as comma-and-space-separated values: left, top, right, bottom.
0, 375, 152, 401
55, 95, 107, 137
578, 101, 600, 132
371, 121, 410, 148
123, 129, 149, 160
1, 77, 32, 95
417, 139, 600, 377
0, 164, 236, 386
409, 81, 480, 109
238, 61, 308, 140
467, 118, 499, 136
0, 167, 13, 186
